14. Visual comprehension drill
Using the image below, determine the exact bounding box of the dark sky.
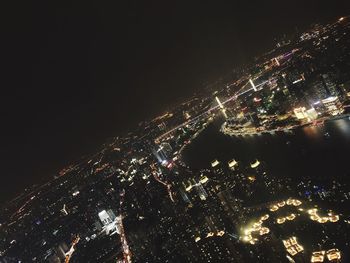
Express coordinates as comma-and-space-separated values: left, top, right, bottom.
1, 1, 349, 203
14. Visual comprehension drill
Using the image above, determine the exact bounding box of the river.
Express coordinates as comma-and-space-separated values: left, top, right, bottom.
182, 117, 350, 184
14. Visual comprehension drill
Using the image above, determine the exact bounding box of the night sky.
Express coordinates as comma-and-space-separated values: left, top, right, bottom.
1, 1, 350, 203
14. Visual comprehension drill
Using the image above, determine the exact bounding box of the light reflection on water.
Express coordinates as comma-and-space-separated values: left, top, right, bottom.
181, 117, 350, 260
302, 125, 325, 141
182, 117, 350, 182
300, 118, 350, 143
332, 118, 350, 140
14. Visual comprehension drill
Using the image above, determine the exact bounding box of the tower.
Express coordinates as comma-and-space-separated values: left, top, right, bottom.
215, 96, 228, 118
249, 78, 257, 92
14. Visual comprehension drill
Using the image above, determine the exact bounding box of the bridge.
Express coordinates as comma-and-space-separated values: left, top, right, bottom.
155, 48, 299, 142
155, 77, 268, 142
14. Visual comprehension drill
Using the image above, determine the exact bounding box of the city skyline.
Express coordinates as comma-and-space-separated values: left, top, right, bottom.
2, 1, 350, 203
2, 2, 350, 263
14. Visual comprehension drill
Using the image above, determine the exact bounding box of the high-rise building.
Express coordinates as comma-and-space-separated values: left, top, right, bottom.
321, 96, 344, 116
215, 96, 233, 119
217, 189, 242, 220
310, 79, 329, 100
98, 209, 119, 235
294, 107, 308, 120
98, 209, 116, 225
322, 74, 338, 96
211, 159, 225, 178
157, 122, 167, 132
153, 142, 173, 163
293, 107, 318, 121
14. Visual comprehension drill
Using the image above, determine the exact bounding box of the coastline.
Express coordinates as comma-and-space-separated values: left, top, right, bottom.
221, 113, 350, 137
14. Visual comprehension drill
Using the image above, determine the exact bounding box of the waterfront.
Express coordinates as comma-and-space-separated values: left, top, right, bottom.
180, 116, 350, 262
3, 11, 350, 262
182, 117, 350, 185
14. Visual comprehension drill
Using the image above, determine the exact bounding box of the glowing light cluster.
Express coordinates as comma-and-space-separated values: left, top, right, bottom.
308, 209, 339, 224
250, 159, 260, 168
261, 214, 269, 221
195, 230, 226, 242
206, 232, 214, 238
283, 236, 304, 256
211, 159, 220, 168
259, 227, 270, 235
242, 199, 342, 260
228, 159, 238, 169
241, 214, 270, 245
270, 198, 302, 212
270, 205, 279, 212
277, 213, 297, 224
277, 201, 286, 207
311, 251, 325, 262
247, 176, 256, 182
217, 230, 225, 236
310, 249, 342, 262
276, 217, 285, 224
199, 176, 209, 184
326, 248, 341, 261
185, 184, 192, 192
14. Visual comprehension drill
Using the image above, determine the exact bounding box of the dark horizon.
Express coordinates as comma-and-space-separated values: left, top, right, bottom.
2, 1, 350, 203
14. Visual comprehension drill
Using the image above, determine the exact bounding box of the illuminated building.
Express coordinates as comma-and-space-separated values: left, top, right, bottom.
157, 122, 167, 132
184, 112, 191, 120
294, 107, 307, 120
195, 183, 208, 201
4, 15, 350, 263
273, 57, 280, 66
282, 236, 304, 256
160, 142, 173, 158
98, 209, 119, 236
215, 96, 229, 119
309, 79, 330, 100
294, 107, 318, 121
60, 204, 68, 215
305, 108, 318, 120
311, 251, 325, 262
98, 210, 114, 225
322, 74, 338, 97
321, 96, 344, 116
313, 101, 326, 114
249, 78, 257, 91
326, 248, 341, 261
47, 243, 69, 263
249, 159, 280, 195
199, 175, 209, 184
228, 159, 238, 170
153, 142, 173, 163
211, 159, 225, 179
211, 159, 220, 168
250, 159, 260, 169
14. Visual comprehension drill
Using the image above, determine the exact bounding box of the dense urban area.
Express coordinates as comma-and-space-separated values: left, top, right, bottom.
1, 16, 350, 263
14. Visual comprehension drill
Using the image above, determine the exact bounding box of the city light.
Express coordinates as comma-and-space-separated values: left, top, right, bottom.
228, 159, 238, 169
326, 248, 341, 261
250, 159, 260, 168
249, 78, 257, 91
211, 159, 220, 167
311, 251, 325, 263
283, 236, 304, 256
3, 9, 350, 263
